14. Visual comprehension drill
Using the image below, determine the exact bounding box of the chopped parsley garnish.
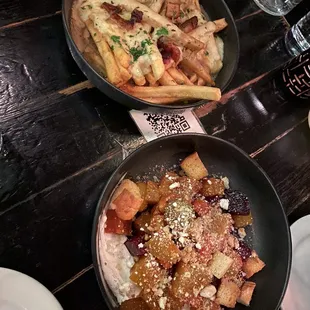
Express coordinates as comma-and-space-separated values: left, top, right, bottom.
144, 30, 148, 34
187, 8, 191, 13
111, 45, 114, 51
129, 39, 152, 61
87, 4, 92, 9
205, 51, 209, 56
129, 35, 134, 38
94, 32, 97, 36
111, 35, 121, 44
129, 47, 147, 61
180, 11, 185, 18
156, 27, 168, 36
141, 38, 152, 48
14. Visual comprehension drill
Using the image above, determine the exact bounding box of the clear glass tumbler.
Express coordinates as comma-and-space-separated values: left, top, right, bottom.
285, 12, 310, 56
252, 0, 302, 16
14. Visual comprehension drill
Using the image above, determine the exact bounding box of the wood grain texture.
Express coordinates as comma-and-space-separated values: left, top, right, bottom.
255, 120, 310, 215
0, 0, 61, 27
0, 150, 123, 291
0, 88, 120, 211
55, 268, 108, 310
225, 0, 261, 20
198, 73, 309, 154
226, 12, 290, 92
0, 14, 85, 111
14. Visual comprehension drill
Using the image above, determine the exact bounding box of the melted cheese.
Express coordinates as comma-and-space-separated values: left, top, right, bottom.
78, 0, 165, 81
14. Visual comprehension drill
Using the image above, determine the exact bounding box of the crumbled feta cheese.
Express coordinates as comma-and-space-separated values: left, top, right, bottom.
169, 182, 180, 189
207, 180, 212, 184
222, 176, 230, 189
159, 297, 167, 309
219, 198, 229, 210
238, 228, 246, 239
199, 285, 217, 299
195, 243, 202, 250
172, 202, 177, 207
138, 243, 144, 248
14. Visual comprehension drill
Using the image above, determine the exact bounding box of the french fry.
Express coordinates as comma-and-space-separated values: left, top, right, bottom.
213, 18, 228, 32
145, 72, 158, 85
122, 85, 221, 100
168, 67, 192, 85
159, 71, 178, 86
117, 64, 132, 84
178, 69, 194, 85
181, 50, 214, 85
144, 97, 189, 104
83, 45, 107, 77
106, 37, 131, 69
197, 77, 206, 86
190, 73, 198, 83
85, 20, 123, 86
110, 0, 205, 50
130, 61, 147, 85
189, 22, 217, 42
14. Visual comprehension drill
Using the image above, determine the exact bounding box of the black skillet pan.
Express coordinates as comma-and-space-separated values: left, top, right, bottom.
92, 134, 291, 310
62, 0, 239, 111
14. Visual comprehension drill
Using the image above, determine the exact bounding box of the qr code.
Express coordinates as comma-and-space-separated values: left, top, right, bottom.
144, 113, 191, 137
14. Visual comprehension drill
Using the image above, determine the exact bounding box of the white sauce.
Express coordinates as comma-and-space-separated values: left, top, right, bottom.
98, 214, 141, 303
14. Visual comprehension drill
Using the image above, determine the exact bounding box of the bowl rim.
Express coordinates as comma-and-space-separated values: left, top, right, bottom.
62, 0, 240, 109
91, 133, 292, 310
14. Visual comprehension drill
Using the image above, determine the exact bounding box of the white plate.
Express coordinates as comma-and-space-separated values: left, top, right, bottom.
282, 215, 310, 310
0, 268, 63, 310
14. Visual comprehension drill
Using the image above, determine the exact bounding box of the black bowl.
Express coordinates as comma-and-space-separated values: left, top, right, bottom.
92, 134, 291, 310
62, 0, 239, 111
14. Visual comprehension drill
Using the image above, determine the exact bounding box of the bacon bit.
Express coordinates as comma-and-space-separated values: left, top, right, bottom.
158, 38, 183, 65
101, 2, 143, 30
179, 16, 198, 33
101, 2, 122, 14
166, 3, 180, 19
130, 8, 143, 24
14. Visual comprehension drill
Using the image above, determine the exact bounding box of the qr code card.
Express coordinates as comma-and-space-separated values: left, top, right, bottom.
130, 109, 205, 142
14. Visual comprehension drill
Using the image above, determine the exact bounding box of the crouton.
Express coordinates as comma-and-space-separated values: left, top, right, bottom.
201, 178, 225, 197
209, 251, 233, 279
242, 255, 265, 279
136, 182, 148, 212
159, 172, 179, 195
146, 229, 181, 269
180, 152, 208, 180
111, 179, 143, 220
145, 181, 161, 204
134, 211, 152, 233
216, 279, 240, 308
238, 281, 256, 306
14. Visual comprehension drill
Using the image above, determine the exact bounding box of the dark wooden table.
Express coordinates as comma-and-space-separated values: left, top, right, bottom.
0, 0, 309, 309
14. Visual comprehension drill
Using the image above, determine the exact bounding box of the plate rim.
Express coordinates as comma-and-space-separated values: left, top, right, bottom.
0, 267, 63, 310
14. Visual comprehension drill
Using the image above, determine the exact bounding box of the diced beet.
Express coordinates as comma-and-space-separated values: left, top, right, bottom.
204, 195, 221, 204
225, 189, 250, 215
192, 199, 211, 216
125, 235, 146, 256
236, 240, 252, 260
105, 210, 132, 235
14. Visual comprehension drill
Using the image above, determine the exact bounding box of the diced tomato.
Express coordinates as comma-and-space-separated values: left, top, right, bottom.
192, 199, 211, 216
105, 209, 132, 235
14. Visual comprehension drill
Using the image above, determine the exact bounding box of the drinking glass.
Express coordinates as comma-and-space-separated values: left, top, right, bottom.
285, 12, 310, 56
252, 0, 302, 16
